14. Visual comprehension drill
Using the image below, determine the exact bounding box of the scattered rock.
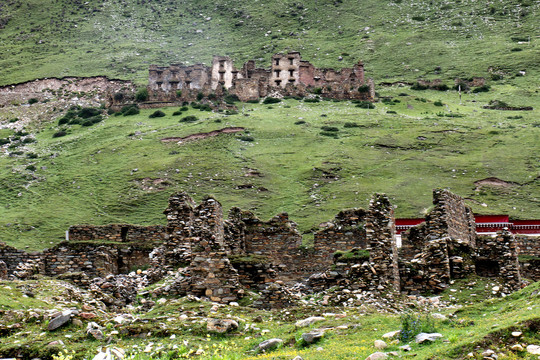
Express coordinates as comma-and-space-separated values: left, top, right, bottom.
48, 310, 72, 331
374, 340, 388, 350
511, 331, 522, 337
527, 345, 540, 355
481, 349, 495, 357
431, 313, 447, 320
415, 332, 442, 344
510, 344, 523, 351
365, 352, 388, 360
207, 318, 239, 333
302, 330, 324, 344
399, 345, 411, 351
382, 330, 400, 339
258, 338, 283, 352
295, 316, 325, 327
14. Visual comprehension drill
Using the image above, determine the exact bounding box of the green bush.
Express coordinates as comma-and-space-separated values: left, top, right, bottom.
432, 84, 449, 91
149, 110, 166, 118
312, 87, 323, 95
321, 126, 339, 132
224, 94, 240, 104
58, 117, 70, 125
387, 110, 397, 114
208, 93, 217, 100
358, 85, 370, 93
135, 88, 149, 102
247, 99, 260, 104
180, 106, 189, 111
179, 115, 198, 123
434, 100, 444, 106
344, 122, 360, 128
53, 129, 67, 138
25, 165, 36, 171
22, 137, 36, 144
89, 115, 103, 124
355, 101, 375, 109
239, 135, 254, 142
472, 85, 491, 93
0, 138, 10, 145
172, 110, 183, 116
320, 131, 339, 138
411, 82, 428, 90
26, 153, 38, 159
294, 120, 306, 125
412, 15, 425, 21
81, 120, 94, 127
176, 90, 182, 97
263, 97, 281, 104
78, 107, 101, 119
122, 105, 140, 116
304, 98, 320, 103
28, 98, 39, 105
225, 110, 238, 115
113, 92, 124, 101
399, 313, 436, 343
197, 92, 204, 101
199, 104, 212, 111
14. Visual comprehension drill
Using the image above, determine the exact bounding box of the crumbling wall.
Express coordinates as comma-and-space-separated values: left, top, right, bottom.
68, 224, 166, 244
476, 231, 522, 291
515, 235, 540, 257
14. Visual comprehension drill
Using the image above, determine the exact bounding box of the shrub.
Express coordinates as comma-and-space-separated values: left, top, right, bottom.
68, 118, 82, 125
26, 153, 38, 159
294, 120, 306, 125
197, 92, 204, 101
28, 98, 39, 104
472, 85, 491, 93
491, 74, 503, 81
26, 165, 36, 171
454, 81, 470, 92
263, 97, 281, 104
58, 117, 69, 125
411, 82, 428, 90
53, 130, 67, 138
311, 87, 323, 95
321, 126, 339, 132
199, 104, 212, 112
399, 313, 436, 343
180, 106, 189, 111
510, 47, 523, 52
176, 90, 182, 97
358, 85, 370, 93
225, 110, 238, 115
122, 105, 140, 116
304, 98, 320, 103
432, 84, 449, 91
387, 110, 397, 114
22, 137, 36, 144
81, 120, 94, 126
208, 93, 217, 100
78, 107, 101, 119
179, 115, 198, 123
238, 135, 254, 142
224, 94, 240, 104
412, 15, 425, 21
344, 122, 360, 128
89, 115, 103, 124
0, 138, 10, 145
247, 99, 260, 104
320, 131, 339, 138
135, 88, 149, 102
172, 110, 183, 116
355, 101, 375, 109
434, 100, 444, 106
9, 118, 19, 123
114, 92, 124, 101
191, 102, 201, 109
149, 110, 166, 118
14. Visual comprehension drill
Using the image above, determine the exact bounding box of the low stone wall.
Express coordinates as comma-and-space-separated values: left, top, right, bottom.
476, 232, 521, 291
515, 235, 540, 257
68, 224, 166, 244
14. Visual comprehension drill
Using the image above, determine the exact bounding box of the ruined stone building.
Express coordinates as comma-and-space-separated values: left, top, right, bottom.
147, 52, 375, 103
2, 188, 539, 306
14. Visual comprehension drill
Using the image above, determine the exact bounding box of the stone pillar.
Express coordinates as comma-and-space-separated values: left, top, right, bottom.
0, 260, 7, 280
365, 194, 400, 292
187, 197, 243, 303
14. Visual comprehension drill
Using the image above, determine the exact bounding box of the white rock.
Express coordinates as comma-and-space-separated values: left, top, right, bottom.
295, 316, 325, 327
365, 352, 388, 360
382, 330, 400, 339
511, 331, 522, 337
432, 313, 447, 320
527, 345, 540, 355
374, 340, 388, 350
415, 333, 443, 344
482, 349, 495, 357
510, 344, 523, 351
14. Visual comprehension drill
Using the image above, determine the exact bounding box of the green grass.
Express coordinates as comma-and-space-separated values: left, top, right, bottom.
0, 0, 538, 86
0, 85, 539, 250
0, 279, 539, 360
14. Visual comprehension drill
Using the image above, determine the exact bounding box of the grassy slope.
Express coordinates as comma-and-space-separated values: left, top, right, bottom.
0, 0, 538, 85
0, 83, 538, 250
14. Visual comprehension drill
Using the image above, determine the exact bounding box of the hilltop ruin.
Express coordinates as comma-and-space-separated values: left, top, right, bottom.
1, 189, 538, 307
145, 52, 375, 103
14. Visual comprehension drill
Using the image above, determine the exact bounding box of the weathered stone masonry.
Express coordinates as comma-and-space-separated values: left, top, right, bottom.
146, 51, 375, 104
1, 189, 538, 305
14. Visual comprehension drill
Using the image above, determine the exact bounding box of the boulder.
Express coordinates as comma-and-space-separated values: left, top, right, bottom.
258, 338, 283, 352
374, 340, 388, 350
510, 344, 523, 351
295, 316, 325, 328
207, 318, 239, 333
382, 330, 400, 339
415, 333, 443, 344
48, 311, 72, 331
302, 330, 324, 344
365, 352, 388, 360
527, 345, 540, 355
431, 313, 447, 320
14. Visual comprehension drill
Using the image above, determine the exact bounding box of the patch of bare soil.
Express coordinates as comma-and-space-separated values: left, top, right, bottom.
161, 127, 244, 144
474, 177, 517, 191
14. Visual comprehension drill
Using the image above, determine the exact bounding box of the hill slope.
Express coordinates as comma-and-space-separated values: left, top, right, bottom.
0, 0, 538, 85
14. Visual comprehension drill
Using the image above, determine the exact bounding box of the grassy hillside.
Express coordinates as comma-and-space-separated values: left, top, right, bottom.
0, 0, 538, 85
0, 84, 538, 250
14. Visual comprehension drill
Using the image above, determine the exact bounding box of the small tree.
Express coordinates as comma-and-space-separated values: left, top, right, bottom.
135, 88, 149, 102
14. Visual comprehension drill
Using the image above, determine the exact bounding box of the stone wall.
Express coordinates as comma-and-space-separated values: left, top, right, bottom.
515, 235, 540, 257
68, 224, 166, 244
